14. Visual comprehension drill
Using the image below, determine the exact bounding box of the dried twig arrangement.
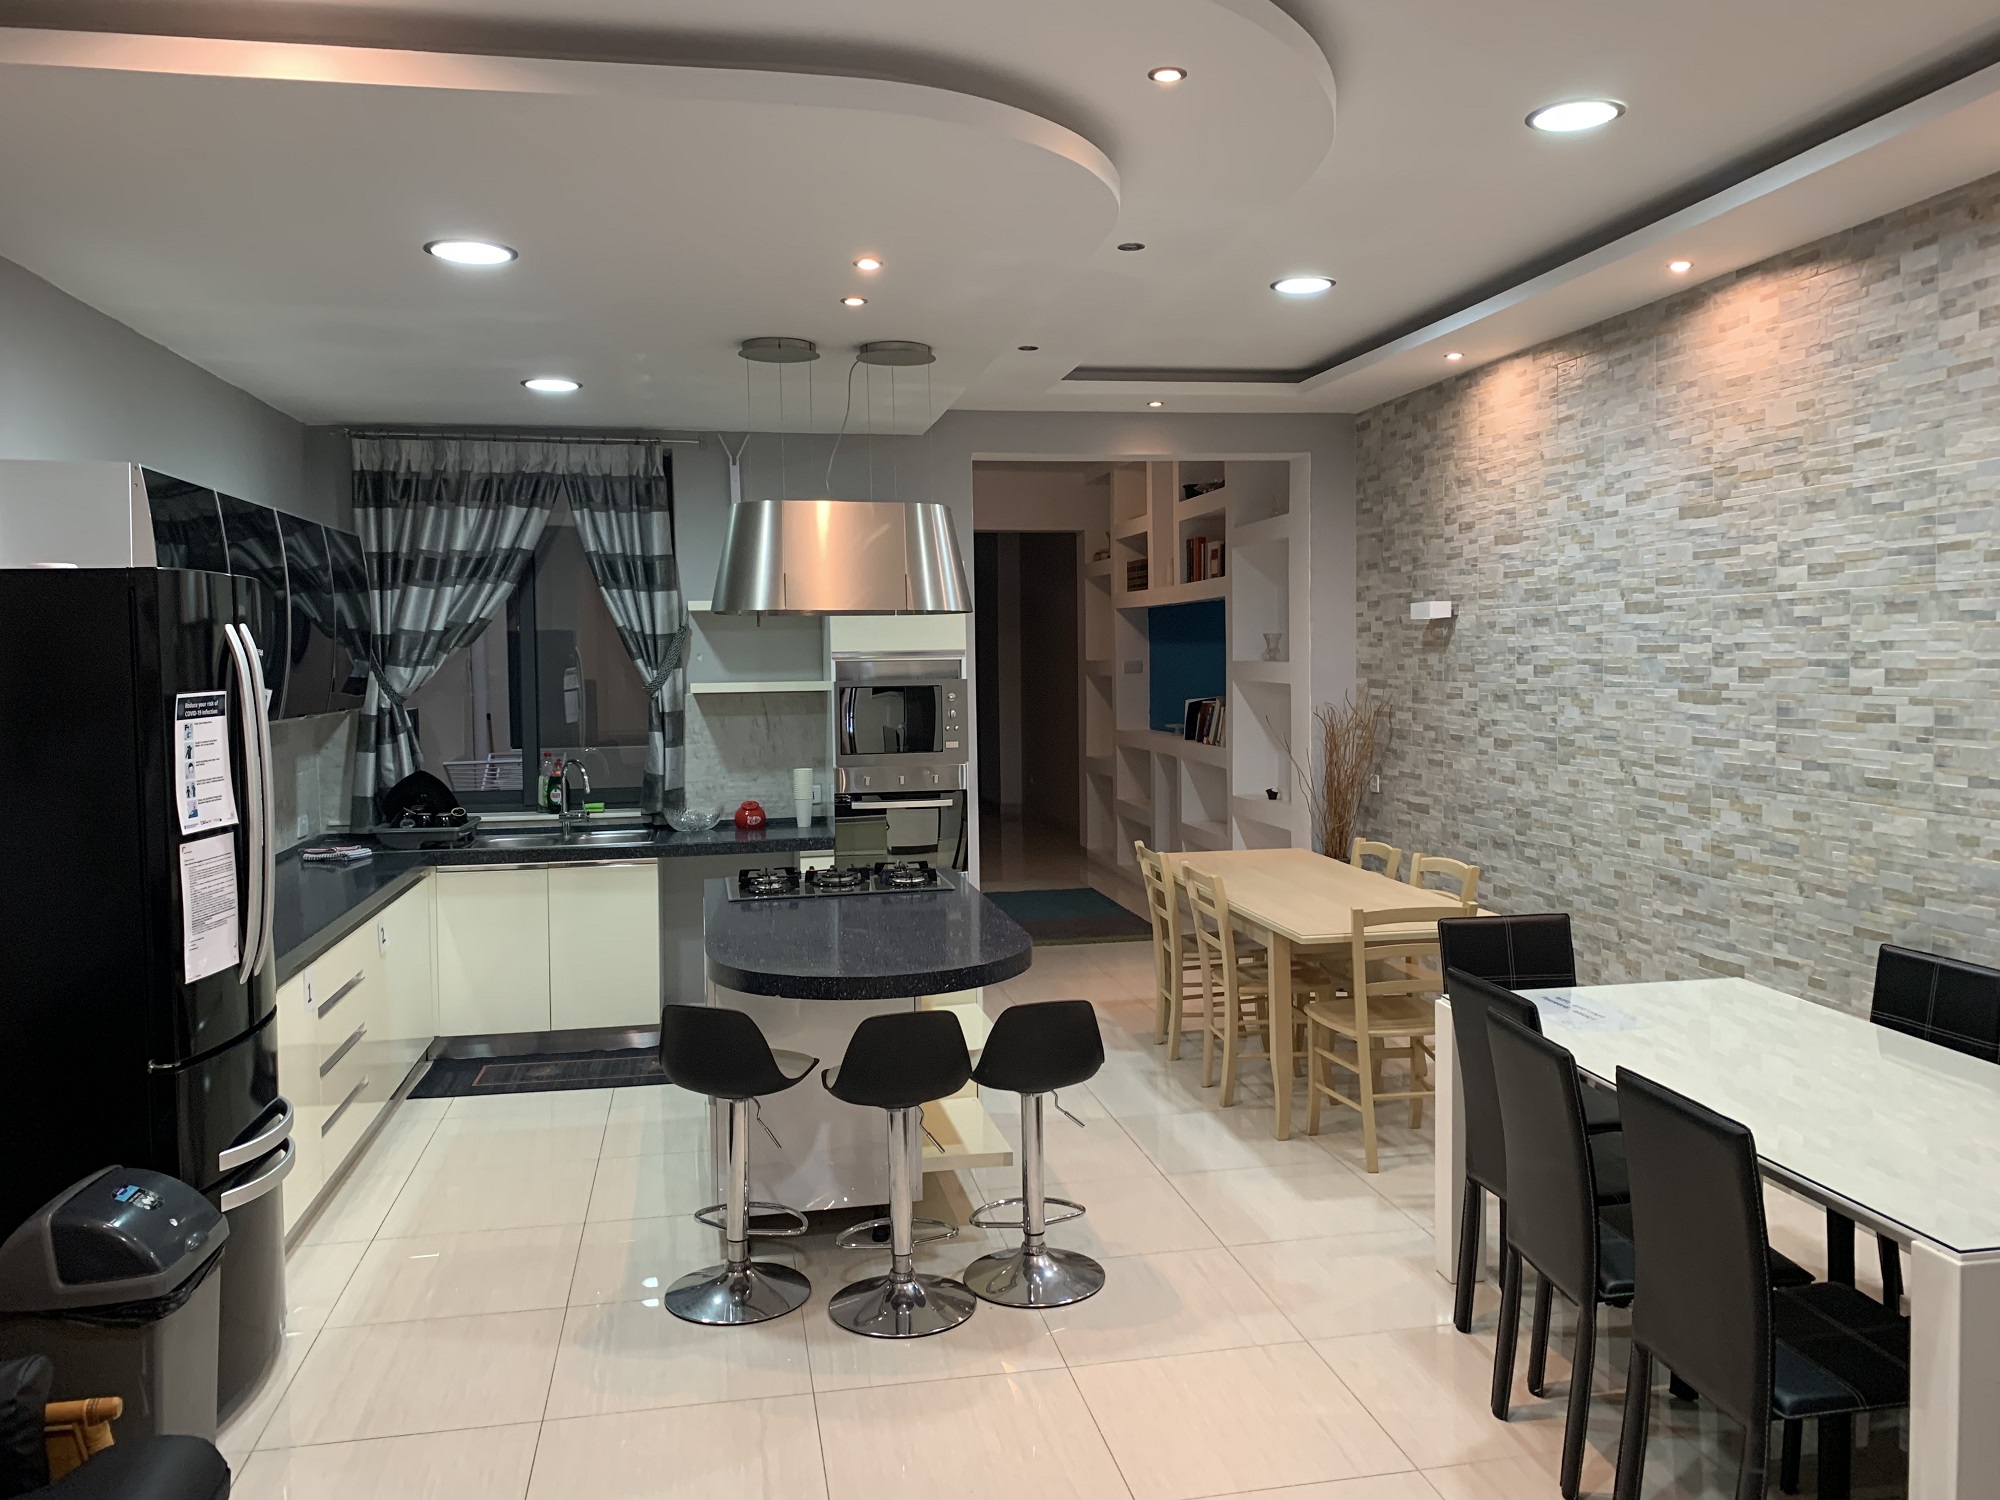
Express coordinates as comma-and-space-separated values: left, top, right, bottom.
1285, 689, 1390, 857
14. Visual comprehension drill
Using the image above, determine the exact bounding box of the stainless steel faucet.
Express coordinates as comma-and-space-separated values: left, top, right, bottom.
559, 756, 592, 837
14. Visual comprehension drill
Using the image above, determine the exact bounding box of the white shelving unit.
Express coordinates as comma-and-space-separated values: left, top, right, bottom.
1082, 456, 1313, 869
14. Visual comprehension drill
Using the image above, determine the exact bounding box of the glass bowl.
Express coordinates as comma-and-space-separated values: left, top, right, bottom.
666, 806, 723, 834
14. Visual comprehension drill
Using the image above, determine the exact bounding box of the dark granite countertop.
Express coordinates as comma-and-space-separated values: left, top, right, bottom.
276, 819, 836, 981
703, 871, 1033, 1000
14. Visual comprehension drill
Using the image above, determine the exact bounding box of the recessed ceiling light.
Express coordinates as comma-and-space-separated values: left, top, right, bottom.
1146, 400, 1163, 408
1018, 345, 1039, 351
1148, 66, 1187, 84
841, 296, 867, 307
1526, 99, 1625, 133
522, 376, 578, 393
1668, 259, 1693, 274
1445, 351, 1464, 362
853, 256, 882, 271
1117, 242, 1146, 252
1271, 275, 1334, 297
424, 239, 516, 266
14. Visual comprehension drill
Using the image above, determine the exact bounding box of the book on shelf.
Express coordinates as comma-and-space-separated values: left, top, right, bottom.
1183, 536, 1226, 583
1125, 558, 1148, 591
1181, 696, 1227, 747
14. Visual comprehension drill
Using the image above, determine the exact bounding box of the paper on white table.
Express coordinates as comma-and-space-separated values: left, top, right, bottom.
1527, 986, 1639, 1031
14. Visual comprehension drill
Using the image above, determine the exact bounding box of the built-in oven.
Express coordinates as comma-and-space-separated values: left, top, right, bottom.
833, 654, 967, 794
834, 790, 967, 870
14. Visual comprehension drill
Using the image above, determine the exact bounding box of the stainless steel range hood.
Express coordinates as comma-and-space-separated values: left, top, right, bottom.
709, 498, 971, 615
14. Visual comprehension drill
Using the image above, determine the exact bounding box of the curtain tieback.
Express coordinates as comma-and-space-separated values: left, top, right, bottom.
642, 628, 691, 698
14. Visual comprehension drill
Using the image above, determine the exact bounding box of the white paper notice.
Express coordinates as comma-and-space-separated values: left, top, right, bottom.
174, 692, 238, 836
180, 833, 240, 983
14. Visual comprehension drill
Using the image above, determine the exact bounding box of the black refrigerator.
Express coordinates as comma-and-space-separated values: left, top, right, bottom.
0, 565, 294, 1419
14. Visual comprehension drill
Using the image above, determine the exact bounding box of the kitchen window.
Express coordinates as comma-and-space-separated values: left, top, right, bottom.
405, 501, 651, 808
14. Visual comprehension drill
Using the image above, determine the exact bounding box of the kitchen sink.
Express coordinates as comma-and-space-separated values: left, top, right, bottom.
475, 826, 656, 849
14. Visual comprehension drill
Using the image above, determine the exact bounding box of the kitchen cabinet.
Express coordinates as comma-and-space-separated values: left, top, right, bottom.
375, 879, 437, 1079
549, 863, 661, 1032
436, 867, 552, 1035
309, 921, 385, 1198
827, 613, 966, 655
273, 970, 321, 1237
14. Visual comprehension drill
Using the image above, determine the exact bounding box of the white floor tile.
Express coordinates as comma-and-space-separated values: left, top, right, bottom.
327, 1224, 583, 1325
542, 1298, 813, 1417
568, 1214, 802, 1306
282, 1240, 366, 1334
1217, 1478, 1442, 1500
376, 1157, 597, 1237
802, 1278, 1063, 1392
444, 1088, 613, 1124
1230, 1231, 1470, 1339
1072, 1343, 1410, 1500
417, 1118, 607, 1171
216, 1325, 317, 1463
1121, 1108, 1343, 1176
1041, 1246, 1298, 1366
1039, 1174, 1222, 1259
815, 1369, 1131, 1500
1173, 1161, 1422, 1245
259, 1309, 565, 1447
233, 1423, 540, 1500
584, 1149, 714, 1222
1310, 1328, 1562, 1472
528, 1397, 827, 1500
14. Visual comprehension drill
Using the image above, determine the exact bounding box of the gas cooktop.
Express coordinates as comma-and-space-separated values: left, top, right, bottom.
728, 860, 951, 902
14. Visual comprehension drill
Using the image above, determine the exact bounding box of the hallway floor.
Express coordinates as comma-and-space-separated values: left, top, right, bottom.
977, 809, 1143, 913
220, 942, 1904, 1500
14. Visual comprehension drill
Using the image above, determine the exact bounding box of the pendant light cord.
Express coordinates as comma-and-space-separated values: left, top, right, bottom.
824, 356, 861, 492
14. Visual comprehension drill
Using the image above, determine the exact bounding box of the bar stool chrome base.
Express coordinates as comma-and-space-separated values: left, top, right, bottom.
664, 1260, 812, 1326
963, 1242, 1105, 1309
827, 1271, 979, 1339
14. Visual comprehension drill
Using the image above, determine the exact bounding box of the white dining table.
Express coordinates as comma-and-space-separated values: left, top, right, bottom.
1431, 977, 2000, 1500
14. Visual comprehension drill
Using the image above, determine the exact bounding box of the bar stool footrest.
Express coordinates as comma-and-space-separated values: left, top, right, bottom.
694, 1201, 811, 1238
835, 1214, 959, 1251
968, 1196, 1086, 1231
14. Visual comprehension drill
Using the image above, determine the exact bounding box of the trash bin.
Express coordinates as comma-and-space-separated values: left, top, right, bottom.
0, 1167, 228, 1443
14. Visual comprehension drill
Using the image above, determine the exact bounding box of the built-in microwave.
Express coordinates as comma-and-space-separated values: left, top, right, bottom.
833, 654, 967, 793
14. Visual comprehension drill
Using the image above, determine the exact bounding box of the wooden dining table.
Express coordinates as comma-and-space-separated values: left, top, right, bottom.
1161, 848, 1476, 1139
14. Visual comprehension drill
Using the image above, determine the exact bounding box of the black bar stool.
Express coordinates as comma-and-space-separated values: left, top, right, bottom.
655, 1004, 815, 1326
823, 1010, 976, 1339
964, 999, 1107, 1309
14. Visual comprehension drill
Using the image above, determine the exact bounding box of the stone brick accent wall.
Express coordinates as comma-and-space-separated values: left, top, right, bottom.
1354, 173, 2000, 1013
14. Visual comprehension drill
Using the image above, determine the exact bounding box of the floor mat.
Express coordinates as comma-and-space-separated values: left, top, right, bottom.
410, 1047, 666, 1099
985, 886, 1152, 945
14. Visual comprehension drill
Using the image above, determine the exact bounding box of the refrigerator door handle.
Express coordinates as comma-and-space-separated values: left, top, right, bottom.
217, 1138, 295, 1213
223, 623, 268, 984
231, 620, 279, 977
218, 1096, 294, 1174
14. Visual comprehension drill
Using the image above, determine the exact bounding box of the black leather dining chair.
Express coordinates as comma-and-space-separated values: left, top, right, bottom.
1828, 944, 2000, 1309
1486, 1011, 1633, 1500
1612, 1069, 1911, 1500
1437, 912, 1579, 990
1444, 969, 1626, 1335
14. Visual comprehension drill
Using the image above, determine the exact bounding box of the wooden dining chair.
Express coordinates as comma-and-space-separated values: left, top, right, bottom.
1135, 842, 1205, 1059
1303, 906, 1446, 1171
1408, 853, 1481, 907
1349, 837, 1405, 882
1180, 866, 1276, 1106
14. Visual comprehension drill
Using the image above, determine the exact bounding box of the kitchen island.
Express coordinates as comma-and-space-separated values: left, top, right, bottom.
702, 868, 1032, 1210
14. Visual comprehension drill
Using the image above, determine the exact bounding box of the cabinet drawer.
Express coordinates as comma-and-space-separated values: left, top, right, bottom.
318, 1067, 380, 1176
309, 925, 378, 1046
316, 1011, 371, 1118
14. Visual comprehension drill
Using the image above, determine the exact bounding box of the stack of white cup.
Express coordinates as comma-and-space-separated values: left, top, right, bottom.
793, 766, 813, 828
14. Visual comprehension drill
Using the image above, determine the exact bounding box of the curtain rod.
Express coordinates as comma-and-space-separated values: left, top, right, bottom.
343, 427, 700, 445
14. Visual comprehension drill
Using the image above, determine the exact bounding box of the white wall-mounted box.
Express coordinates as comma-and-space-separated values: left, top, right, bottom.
1410, 600, 1456, 621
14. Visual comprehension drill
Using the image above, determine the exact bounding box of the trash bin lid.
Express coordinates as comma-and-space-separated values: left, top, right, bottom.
0, 1168, 228, 1314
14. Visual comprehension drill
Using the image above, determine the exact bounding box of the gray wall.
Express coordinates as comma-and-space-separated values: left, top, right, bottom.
0, 253, 313, 515
1354, 170, 2000, 1015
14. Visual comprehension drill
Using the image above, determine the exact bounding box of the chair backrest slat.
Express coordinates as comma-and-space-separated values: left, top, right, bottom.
1408, 853, 1480, 907
1350, 836, 1404, 882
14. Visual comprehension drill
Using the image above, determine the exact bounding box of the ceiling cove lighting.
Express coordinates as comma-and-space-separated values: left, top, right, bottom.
1526, 99, 1625, 133
1148, 66, 1187, 84
1146, 400, 1164, 408
1668, 259, 1693, 274
841, 296, 867, 307
1445, 351, 1464, 362
424, 239, 516, 266
522, 376, 579, 393
1271, 275, 1334, 296
853, 256, 882, 271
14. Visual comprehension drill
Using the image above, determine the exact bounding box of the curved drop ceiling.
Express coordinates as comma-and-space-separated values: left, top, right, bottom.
0, 0, 1996, 426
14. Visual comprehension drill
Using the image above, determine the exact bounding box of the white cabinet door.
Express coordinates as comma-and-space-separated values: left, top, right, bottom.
549, 862, 661, 1032
376, 877, 437, 1080
827, 614, 967, 655
273, 970, 321, 1237
436, 867, 551, 1035
310, 923, 385, 1186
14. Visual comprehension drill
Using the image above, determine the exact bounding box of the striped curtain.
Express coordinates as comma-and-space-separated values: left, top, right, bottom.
347, 439, 562, 825
566, 446, 688, 815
